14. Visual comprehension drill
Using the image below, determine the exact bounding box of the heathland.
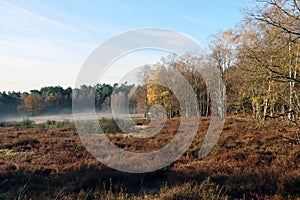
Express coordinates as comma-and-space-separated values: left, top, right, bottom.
0, 116, 300, 199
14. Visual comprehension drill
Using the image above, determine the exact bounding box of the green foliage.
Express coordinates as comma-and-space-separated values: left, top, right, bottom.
42, 119, 73, 129
0, 91, 22, 117
99, 118, 132, 134
99, 117, 123, 134
0, 149, 18, 157
16, 119, 35, 130
43, 120, 56, 129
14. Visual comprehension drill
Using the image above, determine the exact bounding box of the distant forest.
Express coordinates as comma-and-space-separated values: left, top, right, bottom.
2, 0, 300, 121
0, 83, 133, 118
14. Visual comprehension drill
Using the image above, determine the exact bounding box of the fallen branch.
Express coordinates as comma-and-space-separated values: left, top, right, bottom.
280, 133, 300, 144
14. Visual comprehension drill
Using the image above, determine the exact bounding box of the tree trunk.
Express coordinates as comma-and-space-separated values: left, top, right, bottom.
288, 41, 293, 120
144, 86, 148, 118
206, 93, 210, 117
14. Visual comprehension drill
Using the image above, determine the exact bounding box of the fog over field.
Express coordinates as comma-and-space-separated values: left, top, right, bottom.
1, 112, 143, 124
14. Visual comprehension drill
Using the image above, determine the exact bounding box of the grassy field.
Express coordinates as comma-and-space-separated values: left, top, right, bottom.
0, 116, 300, 199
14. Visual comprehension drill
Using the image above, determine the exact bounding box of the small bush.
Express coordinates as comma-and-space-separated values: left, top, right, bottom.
98, 118, 121, 133
43, 120, 56, 129
99, 118, 132, 134
55, 119, 73, 129
16, 119, 35, 130
42, 119, 73, 129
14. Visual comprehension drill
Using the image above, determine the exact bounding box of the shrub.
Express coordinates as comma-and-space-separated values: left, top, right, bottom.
42, 119, 73, 129
43, 120, 56, 129
16, 119, 35, 130
99, 118, 132, 134
55, 119, 73, 129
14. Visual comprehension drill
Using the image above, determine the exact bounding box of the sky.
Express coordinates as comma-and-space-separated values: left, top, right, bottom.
0, 0, 249, 92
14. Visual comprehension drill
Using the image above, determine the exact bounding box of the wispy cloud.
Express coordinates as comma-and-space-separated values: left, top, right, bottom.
24, 1, 125, 37
0, 1, 77, 31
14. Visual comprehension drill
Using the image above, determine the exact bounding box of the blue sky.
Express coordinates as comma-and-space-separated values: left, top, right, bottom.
0, 0, 249, 92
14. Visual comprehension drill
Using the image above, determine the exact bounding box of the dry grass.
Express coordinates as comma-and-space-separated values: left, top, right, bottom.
0, 116, 300, 199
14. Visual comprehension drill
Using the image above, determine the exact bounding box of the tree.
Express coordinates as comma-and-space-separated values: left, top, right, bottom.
248, 0, 300, 39
0, 91, 22, 118
140, 54, 204, 118
95, 83, 113, 111
208, 29, 238, 118
146, 67, 166, 116
111, 83, 135, 115
40, 86, 72, 113
241, 0, 300, 120
19, 93, 43, 116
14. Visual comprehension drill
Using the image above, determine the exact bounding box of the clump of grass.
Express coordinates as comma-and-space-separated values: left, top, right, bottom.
43, 120, 56, 129
57, 179, 134, 200
16, 119, 35, 130
55, 119, 73, 129
99, 118, 132, 134
43, 119, 73, 129
99, 117, 122, 134
74, 118, 133, 134
158, 178, 228, 200
0, 149, 18, 157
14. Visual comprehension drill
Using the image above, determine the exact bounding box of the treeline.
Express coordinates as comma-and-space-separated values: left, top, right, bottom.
0, 55, 212, 119
2, 0, 300, 122
0, 86, 72, 118
0, 84, 135, 118
0, 47, 216, 118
